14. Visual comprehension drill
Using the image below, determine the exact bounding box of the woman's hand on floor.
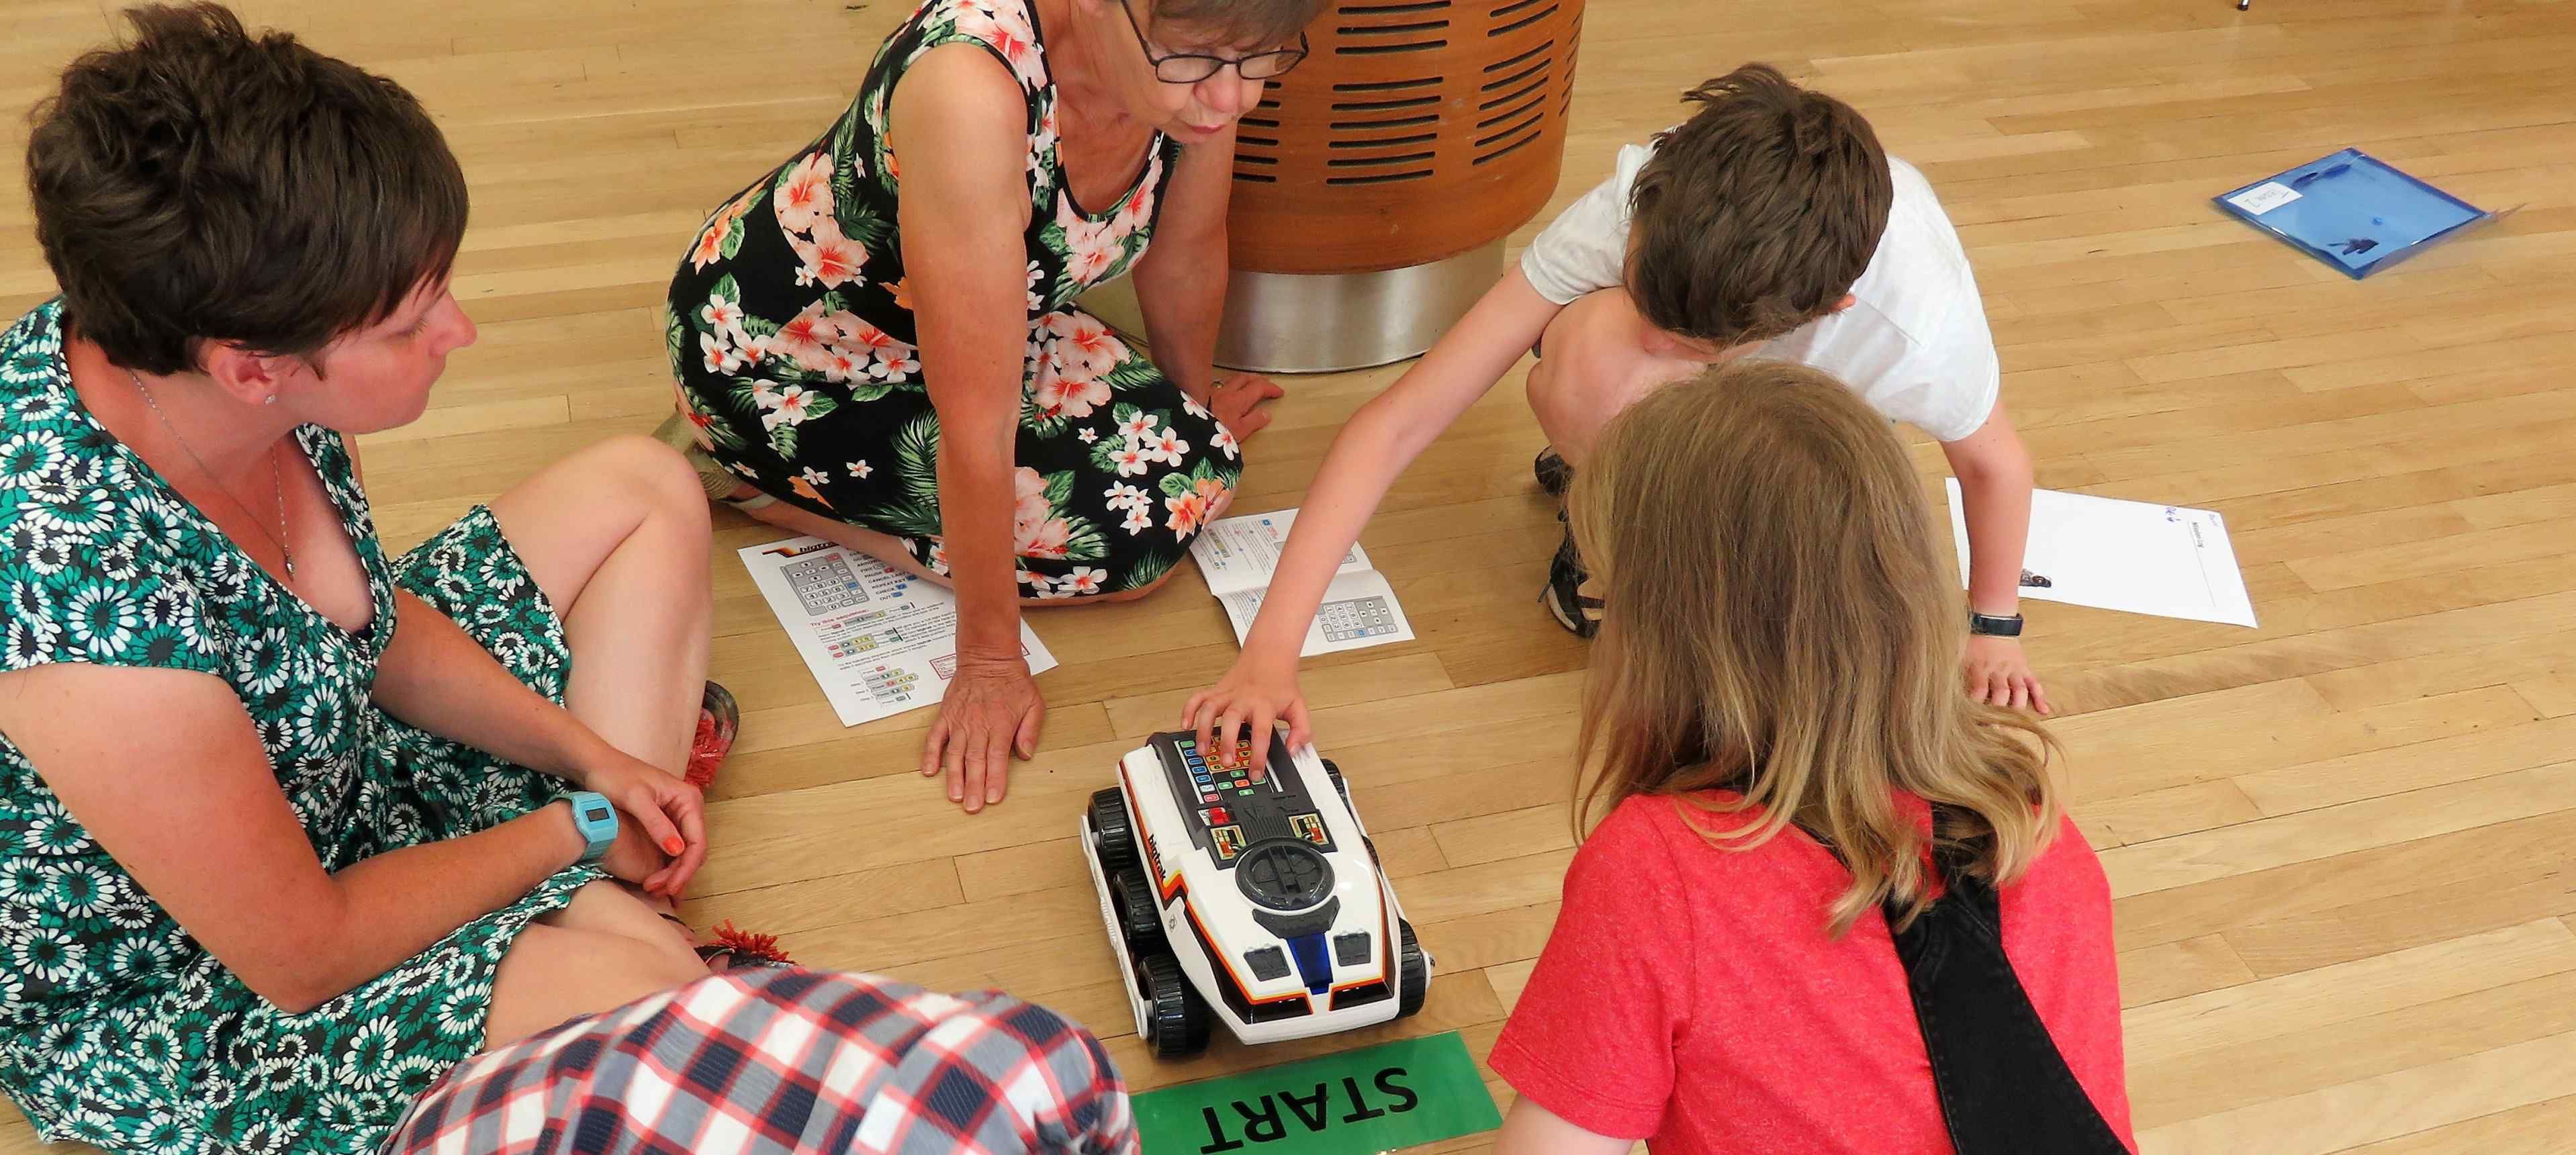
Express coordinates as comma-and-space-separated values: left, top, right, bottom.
574, 749, 709, 897
1209, 372, 1284, 443
922, 653, 1045, 813
1183, 654, 1311, 782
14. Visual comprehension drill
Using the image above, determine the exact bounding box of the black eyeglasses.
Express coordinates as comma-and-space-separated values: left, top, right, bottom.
1117, 0, 1309, 83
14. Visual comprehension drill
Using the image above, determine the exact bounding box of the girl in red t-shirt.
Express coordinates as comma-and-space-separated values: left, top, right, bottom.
1487, 361, 2135, 1154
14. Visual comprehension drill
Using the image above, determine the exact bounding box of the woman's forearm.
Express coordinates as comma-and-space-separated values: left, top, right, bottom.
938, 422, 1027, 656
373, 590, 600, 780
1132, 232, 1227, 402
4, 664, 593, 1018
284, 804, 583, 1013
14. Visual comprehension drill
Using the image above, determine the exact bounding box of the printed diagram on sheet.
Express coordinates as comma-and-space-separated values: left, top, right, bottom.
779, 553, 872, 617
741, 538, 1058, 726
1316, 594, 1402, 643
1191, 508, 1418, 657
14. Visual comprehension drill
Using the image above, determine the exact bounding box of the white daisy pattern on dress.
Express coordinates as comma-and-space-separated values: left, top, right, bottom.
0, 301, 606, 1152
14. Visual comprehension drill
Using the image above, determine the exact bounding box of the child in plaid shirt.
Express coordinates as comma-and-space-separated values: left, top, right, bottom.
385, 968, 1137, 1154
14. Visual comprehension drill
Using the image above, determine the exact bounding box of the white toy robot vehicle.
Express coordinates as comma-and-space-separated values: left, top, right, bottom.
1080, 731, 1429, 1058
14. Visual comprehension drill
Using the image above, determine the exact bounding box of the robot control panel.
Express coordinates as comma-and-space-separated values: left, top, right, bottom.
1153, 731, 1338, 870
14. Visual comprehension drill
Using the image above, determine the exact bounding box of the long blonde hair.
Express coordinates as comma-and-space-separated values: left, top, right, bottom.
1570, 360, 2065, 935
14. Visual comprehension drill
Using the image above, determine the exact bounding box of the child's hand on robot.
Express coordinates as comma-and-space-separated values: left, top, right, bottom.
1182, 656, 1310, 781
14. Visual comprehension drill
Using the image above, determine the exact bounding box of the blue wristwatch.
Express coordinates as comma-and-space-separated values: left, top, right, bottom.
563, 791, 618, 865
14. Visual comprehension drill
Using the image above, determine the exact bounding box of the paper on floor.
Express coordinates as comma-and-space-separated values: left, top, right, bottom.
739, 537, 1058, 727
1947, 481, 2258, 629
1190, 508, 1416, 657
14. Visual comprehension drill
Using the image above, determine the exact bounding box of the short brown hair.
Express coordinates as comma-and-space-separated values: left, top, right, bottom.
1150, 0, 1328, 47
25, 3, 467, 375
1626, 64, 1894, 347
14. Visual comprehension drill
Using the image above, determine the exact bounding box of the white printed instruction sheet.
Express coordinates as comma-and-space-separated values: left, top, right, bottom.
1189, 508, 1416, 657
1948, 481, 2258, 628
740, 537, 1058, 727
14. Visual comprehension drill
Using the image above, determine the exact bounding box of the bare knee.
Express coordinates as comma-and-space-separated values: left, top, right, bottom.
486, 923, 706, 1050
537, 881, 693, 954
1525, 358, 1590, 460
588, 434, 715, 543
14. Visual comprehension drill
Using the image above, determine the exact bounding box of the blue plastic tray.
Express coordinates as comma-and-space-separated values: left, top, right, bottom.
2215, 148, 2491, 279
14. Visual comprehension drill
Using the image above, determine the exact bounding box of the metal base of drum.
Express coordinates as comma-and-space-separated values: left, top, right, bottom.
1215, 242, 1503, 374
1078, 242, 1504, 376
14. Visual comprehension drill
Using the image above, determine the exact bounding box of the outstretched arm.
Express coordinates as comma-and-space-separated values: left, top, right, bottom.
1183, 267, 1566, 775
1941, 396, 2048, 714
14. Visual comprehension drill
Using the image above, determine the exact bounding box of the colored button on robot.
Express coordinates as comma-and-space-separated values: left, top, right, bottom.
1205, 806, 1231, 825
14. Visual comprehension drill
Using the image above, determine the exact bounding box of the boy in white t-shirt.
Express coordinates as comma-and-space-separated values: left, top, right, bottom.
1183, 64, 2048, 776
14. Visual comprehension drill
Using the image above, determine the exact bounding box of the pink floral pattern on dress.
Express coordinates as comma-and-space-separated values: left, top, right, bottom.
664, 0, 1232, 599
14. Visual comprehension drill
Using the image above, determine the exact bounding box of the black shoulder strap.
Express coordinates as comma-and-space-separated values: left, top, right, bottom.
1885, 806, 2130, 1155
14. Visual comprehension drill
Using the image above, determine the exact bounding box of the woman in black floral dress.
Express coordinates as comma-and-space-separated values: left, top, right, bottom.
665, 0, 1325, 812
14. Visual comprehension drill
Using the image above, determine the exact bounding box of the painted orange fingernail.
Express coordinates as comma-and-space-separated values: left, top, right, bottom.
663, 836, 685, 856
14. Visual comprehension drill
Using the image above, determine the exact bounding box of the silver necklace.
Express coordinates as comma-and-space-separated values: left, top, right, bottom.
128, 370, 296, 579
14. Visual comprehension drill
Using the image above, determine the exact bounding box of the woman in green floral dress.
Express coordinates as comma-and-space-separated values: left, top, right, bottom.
664, 0, 1326, 815
1, 8, 723, 1152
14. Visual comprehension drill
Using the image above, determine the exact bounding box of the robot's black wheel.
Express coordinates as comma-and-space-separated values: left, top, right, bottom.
1321, 757, 1349, 805
1395, 919, 1430, 1020
1137, 952, 1213, 1059
1089, 787, 1140, 875
1111, 868, 1164, 948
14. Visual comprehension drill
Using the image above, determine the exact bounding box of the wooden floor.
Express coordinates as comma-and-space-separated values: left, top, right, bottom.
6, 0, 2576, 1150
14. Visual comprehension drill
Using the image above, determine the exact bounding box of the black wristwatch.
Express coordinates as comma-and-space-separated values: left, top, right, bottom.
1968, 610, 2024, 638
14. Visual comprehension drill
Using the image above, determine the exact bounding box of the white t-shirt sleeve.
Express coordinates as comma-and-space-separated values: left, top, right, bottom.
1761, 157, 2002, 443
1517, 142, 1655, 305
1890, 304, 2001, 443
1788, 291, 1996, 443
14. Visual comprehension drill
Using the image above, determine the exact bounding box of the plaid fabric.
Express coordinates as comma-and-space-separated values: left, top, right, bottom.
380, 970, 1138, 1154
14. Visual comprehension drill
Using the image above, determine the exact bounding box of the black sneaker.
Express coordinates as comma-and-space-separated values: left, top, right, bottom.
1542, 529, 1603, 638
1533, 445, 1573, 498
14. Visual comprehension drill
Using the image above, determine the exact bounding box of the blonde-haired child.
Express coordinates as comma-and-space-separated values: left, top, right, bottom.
1487, 361, 2133, 1155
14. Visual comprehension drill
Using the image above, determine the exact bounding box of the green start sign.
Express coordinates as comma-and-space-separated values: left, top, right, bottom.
1132, 1032, 1504, 1154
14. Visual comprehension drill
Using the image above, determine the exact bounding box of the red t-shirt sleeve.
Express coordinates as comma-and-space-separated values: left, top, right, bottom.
1489, 798, 1693, 1140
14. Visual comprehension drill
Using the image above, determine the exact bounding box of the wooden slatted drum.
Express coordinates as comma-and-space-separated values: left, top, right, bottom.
1213, 0, 1588, 371
1233, 0, 1583, 271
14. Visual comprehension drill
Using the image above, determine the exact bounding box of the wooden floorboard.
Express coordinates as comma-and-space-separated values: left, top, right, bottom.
3, 0, 2574, 1150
